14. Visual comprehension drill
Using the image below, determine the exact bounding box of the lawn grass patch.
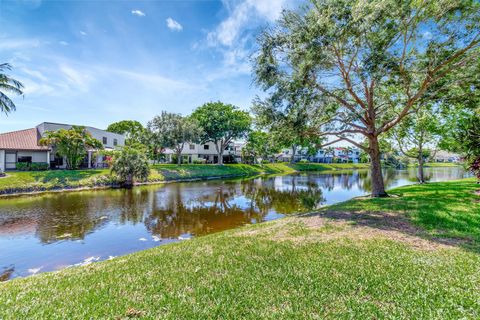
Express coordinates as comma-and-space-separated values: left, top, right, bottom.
1, 178, 480, 319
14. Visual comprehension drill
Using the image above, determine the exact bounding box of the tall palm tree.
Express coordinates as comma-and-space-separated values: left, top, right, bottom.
0, 63, 24, 114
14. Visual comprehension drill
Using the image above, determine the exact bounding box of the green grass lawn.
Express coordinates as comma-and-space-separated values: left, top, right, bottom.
1, 178, 479, 319
408, 162, 463, 167
0, 163, 369, 195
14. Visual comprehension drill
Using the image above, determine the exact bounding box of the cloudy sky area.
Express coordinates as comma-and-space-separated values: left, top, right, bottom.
0, 0, 298, 132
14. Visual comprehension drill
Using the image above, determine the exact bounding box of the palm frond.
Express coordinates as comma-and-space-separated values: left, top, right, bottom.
0, 83, 24, 95
0, 91, 16, 114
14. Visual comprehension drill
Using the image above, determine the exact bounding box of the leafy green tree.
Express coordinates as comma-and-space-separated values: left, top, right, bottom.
242, 131, 281, 164
39, 126, 103, 170
0, 63, 24, 115
111, 146, 150, 188
254, 0, 480, 196
252, 97, 336, 163
106, 120, 145, 146
148, 112, 203, 165
389, 108, 441, 183
191, 102, 251, 165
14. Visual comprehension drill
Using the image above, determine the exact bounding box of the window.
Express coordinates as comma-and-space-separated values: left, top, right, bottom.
102, 137, 107, 144
113, 139, 118, 146
203, 144, 209, 150
18, 156, 32, 163
190, 144, 195, 150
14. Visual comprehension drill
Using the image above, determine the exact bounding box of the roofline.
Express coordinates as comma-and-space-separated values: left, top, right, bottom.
0, 148, 51, 151
37, 122, 124, 136
0, 127, 37, 136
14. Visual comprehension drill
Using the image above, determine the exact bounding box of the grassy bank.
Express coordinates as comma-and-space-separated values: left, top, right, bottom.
0, 163, 369, 196
1, 179, 479, 319
408, 162, 463, 167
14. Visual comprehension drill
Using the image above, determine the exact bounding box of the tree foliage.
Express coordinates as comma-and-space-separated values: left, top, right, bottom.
39, 126, 103, 170
389, 107, 442, 182
0, 63, 24, 115
254, 0, 480, 196
191, 102, 251, 164
148, 112, 203, 165
106, 120, 145, 146
110, 146, 150, 187
252, 97, 329, 163
242, 131, 281, 164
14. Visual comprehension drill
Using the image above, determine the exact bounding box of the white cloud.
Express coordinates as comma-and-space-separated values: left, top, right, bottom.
166, 18, 183, 31
59, 41, 69, 46
422, 31, 433, 40
208, 0, 289, 47
80, 31, 87, 36
60, 64, 93, 92
131, 9, 146, 17
0, 38, 41, 50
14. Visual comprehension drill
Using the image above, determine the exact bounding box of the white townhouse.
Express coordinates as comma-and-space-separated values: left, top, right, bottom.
0, 122, 125, 171
162, 141, 243, 164
277, 146, 361, 163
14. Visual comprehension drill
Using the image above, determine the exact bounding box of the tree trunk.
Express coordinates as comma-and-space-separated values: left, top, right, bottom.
124, 174, 134, 188
218, 151, 223, 165
418, 150, 425, 184
368, 136, 388, 197
290, 145, 297, 164
177, 152, 182, 165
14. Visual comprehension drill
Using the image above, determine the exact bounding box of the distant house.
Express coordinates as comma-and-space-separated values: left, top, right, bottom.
277, 146, 361, 163
431, 150, 462, 163
0, 122, 125, 171
162, 141, 242, 164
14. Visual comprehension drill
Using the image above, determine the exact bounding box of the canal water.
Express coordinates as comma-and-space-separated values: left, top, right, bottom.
0, 167, 467, 281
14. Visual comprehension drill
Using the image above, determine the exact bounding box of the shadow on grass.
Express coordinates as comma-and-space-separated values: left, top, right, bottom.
313, 179, 480, 253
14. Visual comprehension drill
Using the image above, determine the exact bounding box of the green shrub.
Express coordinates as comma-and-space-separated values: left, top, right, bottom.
299, 159, 309, 163
261, 159, 270, 164
15, 162, 31, 171
193, 159, 206, 164
31, 163, 49, 171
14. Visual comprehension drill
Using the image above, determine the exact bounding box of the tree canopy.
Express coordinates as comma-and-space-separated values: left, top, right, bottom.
106, 120, 145, 146
191, 101, 251, 164
111, 146, 150, 187
254, 0, 480, 196
148, 112, 202, 164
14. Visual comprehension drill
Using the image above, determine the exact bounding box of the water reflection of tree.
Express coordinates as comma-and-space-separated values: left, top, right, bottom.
241, 176, 325, 213
143, 183, 266, 238
34, 193, 114, 243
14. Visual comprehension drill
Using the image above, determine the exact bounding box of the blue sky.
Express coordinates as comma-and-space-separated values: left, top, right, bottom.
0, 0, 297, 132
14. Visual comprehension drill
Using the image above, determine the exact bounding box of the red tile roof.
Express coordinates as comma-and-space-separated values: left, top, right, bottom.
0, 128, 50, 151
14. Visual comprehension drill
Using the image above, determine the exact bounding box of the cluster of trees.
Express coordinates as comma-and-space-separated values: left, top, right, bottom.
107, 102, 252, 165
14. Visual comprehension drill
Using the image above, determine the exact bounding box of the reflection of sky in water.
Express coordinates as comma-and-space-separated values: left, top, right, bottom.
0, 167, 468, 280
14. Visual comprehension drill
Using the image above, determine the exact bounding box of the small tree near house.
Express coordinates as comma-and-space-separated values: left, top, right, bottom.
39, 126, 103, 170
191, 102, 251, 165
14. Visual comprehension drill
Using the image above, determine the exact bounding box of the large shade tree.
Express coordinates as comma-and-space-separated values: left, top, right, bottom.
254, 0, 480, 196
106, 120, 145, 146
148, 112, 203, 165
191, 102, 251, 165
0, 63, 24, 115
39, 126, 103, 170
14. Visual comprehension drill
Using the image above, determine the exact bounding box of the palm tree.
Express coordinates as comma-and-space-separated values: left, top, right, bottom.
0, 63, 24, 114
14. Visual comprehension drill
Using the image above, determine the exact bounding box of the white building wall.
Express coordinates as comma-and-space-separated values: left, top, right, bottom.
37, 122, 125, 149
0, 150, 4, 172
17, 151, 49, 163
